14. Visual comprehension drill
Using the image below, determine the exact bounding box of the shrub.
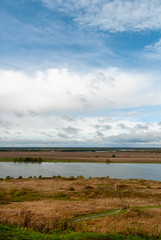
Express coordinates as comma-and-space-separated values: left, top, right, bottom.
67, 176, 75, 180
106, 159, 111, 163
68, 187, 75, 191
14, 157, 42, 163
5, 176, 11, 180
80, 175, 84, 179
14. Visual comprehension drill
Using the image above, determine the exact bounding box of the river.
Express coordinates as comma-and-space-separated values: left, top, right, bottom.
0, 162, 161, 181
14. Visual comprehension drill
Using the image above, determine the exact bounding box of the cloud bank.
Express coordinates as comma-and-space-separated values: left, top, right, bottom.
0, 67, 160, 115
0, 67, 161, 146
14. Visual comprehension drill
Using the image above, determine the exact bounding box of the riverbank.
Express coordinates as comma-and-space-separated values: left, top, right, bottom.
1, 158, 161, 163
0, 177, 161, 239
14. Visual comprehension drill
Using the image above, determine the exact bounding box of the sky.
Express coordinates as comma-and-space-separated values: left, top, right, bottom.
1, 0, 161, 147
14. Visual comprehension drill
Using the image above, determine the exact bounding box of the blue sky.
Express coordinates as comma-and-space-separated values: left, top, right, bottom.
1, 0, 161, 147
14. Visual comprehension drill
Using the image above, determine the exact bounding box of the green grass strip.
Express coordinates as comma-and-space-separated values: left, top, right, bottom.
0, 224, 160, 240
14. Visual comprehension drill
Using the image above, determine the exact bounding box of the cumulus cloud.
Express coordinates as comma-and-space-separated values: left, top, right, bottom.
0, 67, 160, 116
61, 126, 80, 135
1, 67, 161, 146
117, 123, 128, 130
134, 124, 149, 131
42, 0, 161, 32
0, 118, 12, 129
0, 112, 161, 146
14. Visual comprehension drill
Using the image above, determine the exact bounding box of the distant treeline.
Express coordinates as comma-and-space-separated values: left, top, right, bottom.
1, 147, 161, 152
14, 157, 42, 163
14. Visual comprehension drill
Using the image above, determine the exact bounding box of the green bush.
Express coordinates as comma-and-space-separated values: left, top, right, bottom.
106, 159, 111, 163
14, 157, 42, 163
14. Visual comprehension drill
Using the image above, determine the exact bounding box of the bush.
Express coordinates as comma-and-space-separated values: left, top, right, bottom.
6, 176, 11, 180
14, 157, 42, 163
68, 187, 75, 191
106, 159, 111, 163
67, 176, 75, 180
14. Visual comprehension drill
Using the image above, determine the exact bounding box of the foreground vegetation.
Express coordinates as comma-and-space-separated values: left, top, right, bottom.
0, 177, 161, 239
1, 224, 160, 240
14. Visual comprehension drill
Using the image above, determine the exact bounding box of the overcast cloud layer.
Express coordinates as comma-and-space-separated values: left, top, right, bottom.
1, 0, 161, 147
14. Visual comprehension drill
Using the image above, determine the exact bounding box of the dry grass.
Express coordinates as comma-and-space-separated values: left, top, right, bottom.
88, 208, 161, 238
0, 177, 161, 234
1, 150, 161, 162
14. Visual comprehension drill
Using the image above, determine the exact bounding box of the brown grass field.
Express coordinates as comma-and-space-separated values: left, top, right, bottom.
1, 150, 161, 163
0, 177, 161, 236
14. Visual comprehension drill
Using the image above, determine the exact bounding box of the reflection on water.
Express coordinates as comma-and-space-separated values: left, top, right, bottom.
0, 162, 161, 181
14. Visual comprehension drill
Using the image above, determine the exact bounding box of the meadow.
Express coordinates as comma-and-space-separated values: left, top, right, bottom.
0, 176, 161, 239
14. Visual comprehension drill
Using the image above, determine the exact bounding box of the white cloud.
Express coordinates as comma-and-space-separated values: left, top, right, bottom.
145, 39, 161, 51
0, 67, 160, 115
1, 66, 161, 146
144, 38, 161, 60
41, 0, 161, 32
0, 115, 161, 146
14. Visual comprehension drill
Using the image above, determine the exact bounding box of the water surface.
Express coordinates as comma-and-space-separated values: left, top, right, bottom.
0, 162, 161, 181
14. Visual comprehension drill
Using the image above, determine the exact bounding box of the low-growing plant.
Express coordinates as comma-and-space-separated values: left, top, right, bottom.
67, 176, 75, 180
20, 209, 33, 227
18, 176, 23, 179
106, 159, 111, 163
68, 187, 75, 191
14, 157, 42, 163
53, 192, 70, 200
80, 175, 84, 179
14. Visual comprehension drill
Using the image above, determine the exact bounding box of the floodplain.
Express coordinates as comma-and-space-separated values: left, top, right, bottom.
1, 149, 161, 163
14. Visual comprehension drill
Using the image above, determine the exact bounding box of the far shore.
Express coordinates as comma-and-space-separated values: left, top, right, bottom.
0, 150, 161, 163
